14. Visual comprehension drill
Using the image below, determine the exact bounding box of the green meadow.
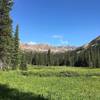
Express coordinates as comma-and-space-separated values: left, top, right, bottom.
0, 66, 100, 100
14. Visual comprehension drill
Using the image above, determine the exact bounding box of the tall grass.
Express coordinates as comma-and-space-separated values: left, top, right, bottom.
0, 66, 100, 100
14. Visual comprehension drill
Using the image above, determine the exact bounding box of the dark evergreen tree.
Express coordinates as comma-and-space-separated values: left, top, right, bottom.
20, 52, 27, 70
47, 49, 51, 66
0, 0, 13, 69
12, 24, 19, 69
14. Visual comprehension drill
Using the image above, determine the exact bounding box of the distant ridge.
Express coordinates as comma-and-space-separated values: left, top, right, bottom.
20, 36, 100, 53
20, 43, 76, 53
75, 35, 100, 53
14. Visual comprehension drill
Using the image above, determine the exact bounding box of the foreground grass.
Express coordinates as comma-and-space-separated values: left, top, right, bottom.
0, 66, 100, 100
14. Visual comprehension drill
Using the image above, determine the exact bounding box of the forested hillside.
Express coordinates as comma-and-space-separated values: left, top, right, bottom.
23, 36, 100, 68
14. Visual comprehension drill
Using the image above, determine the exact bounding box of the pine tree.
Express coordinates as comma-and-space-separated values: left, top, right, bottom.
20, 52, 27, 70
12, 24, 19, 69
47, 49, 51, 66
0, 0, 13, 69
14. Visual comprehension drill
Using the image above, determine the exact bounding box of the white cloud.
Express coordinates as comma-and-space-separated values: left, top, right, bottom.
52, 34, 68, 45
60, 39, 68, 45
27, 41, 37, 45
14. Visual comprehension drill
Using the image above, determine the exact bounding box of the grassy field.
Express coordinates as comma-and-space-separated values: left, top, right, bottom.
0, 66, 100, 100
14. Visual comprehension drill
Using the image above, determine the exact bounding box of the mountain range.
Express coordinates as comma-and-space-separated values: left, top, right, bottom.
20, 43, 76, 53
20, 36, 100, 53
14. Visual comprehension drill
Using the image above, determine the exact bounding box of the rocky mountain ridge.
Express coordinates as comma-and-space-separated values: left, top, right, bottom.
75, 36, 100, 53
20, 43, 76, 53
20, 36, 100, 53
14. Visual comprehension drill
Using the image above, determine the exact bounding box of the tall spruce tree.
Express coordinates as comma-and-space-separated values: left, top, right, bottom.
47, 49, 51, 66
12, 24, 19, 69
0, 0, 13, 69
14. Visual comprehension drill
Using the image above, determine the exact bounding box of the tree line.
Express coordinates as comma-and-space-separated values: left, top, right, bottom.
24, 45, 100, 68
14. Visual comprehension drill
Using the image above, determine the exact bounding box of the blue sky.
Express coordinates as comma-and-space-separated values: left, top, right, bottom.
11, 0, 100, 46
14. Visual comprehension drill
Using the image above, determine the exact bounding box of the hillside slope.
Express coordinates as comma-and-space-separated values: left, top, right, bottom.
75, 36, 100, 53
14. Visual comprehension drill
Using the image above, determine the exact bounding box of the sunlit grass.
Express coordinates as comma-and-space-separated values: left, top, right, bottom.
0, 66, 100, 100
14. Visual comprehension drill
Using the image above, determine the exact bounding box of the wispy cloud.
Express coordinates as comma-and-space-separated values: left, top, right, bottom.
52, 35, 68, 45
60, 39, 68, 45
27, 41, 37, 45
